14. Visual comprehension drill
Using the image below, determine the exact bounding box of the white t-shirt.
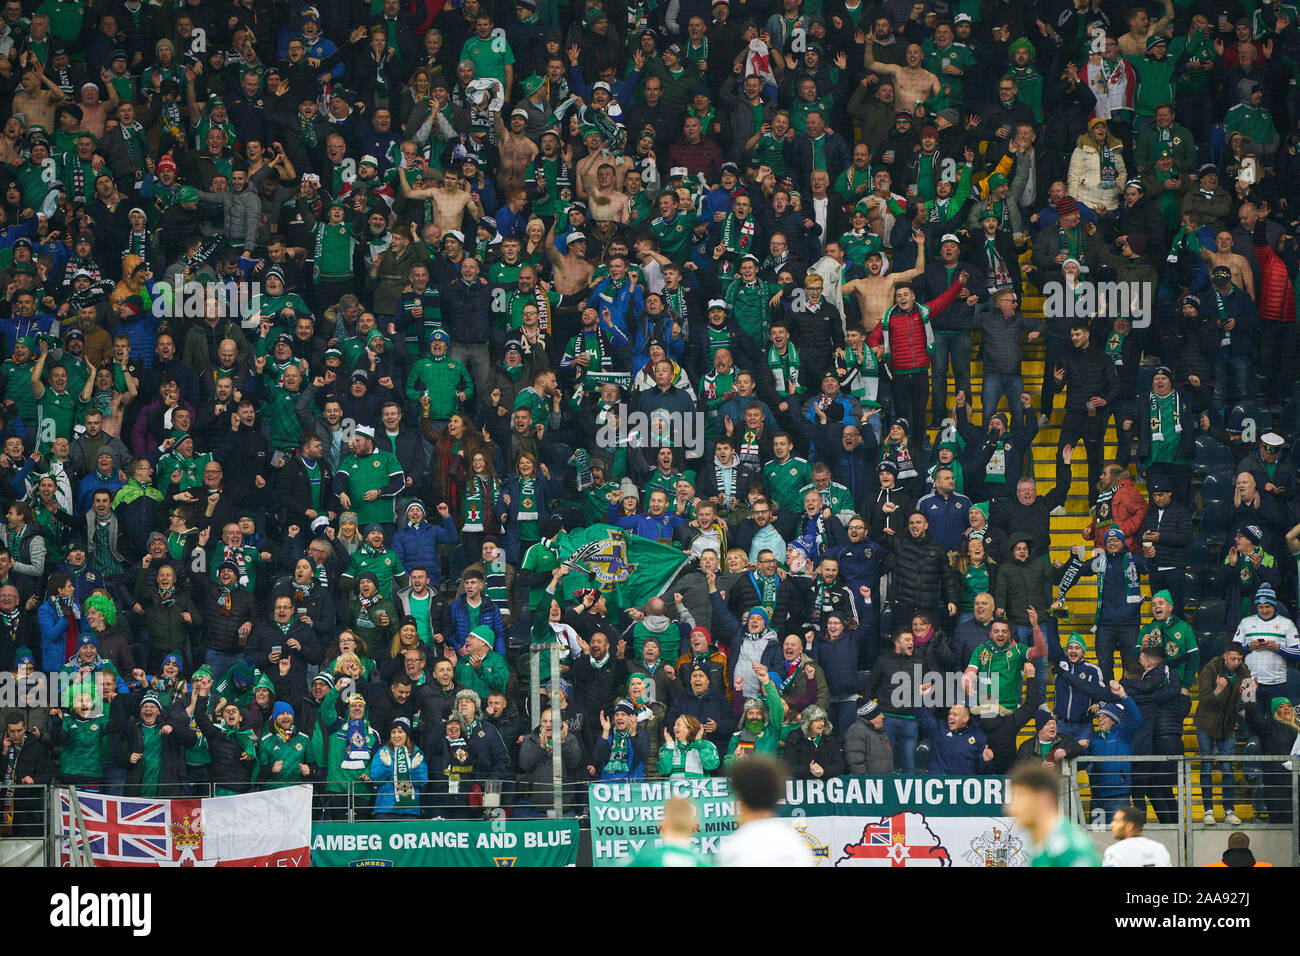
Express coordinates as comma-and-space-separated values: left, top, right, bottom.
717, 817, 813, 867
1103, 836, 1172, 867
1232, 613, 1300, 685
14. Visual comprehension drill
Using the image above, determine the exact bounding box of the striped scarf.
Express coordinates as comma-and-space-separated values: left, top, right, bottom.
485, 557, 508, 614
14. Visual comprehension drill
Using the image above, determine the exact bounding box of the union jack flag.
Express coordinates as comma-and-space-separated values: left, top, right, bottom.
60, 793, 172, 866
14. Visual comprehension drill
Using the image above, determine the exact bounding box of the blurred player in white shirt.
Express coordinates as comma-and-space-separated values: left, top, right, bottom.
718, 758, 812, 867
1103, 806, 1172, 866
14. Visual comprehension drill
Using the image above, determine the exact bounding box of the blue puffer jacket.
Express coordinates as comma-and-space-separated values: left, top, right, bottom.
447, 595, 507, 654
440, 278, 494, 345
368, 745, 429, 815
391, 513, 458, 584
1086, 698, 1141, 797
76, 471, 124, 515
38, 599, 79, 672
916, 707, 991, 775
115, 311, 161, 369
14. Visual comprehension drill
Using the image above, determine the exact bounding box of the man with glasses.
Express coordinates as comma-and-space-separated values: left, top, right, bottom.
732, 499, 786, 566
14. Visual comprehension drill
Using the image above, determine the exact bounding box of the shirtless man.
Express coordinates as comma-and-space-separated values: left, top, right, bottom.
11, 58, 65, 134
865, 40, 940, 116
1118, 0, 1175, 57
1194, 227, 1255, 299
546, 222, 595, 295
399, 163, 484, 234
842, 227, 926, 331
589, 163, 631, 223
576, 127, 631, 199
493, 107, 538, 194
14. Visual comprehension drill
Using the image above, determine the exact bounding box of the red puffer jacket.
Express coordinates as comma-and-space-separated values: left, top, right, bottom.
1254, 238, 1295, 324
867, 277, 965, 372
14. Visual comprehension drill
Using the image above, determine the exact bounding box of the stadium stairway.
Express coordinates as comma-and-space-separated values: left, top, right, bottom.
942, 293, 1250, 822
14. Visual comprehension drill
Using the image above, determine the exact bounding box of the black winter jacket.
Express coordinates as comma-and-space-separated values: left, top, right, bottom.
202, 588, 257, 654
440, 279, 494, 345
195, 698, 256, 793
783, 728, 847, 779
114, 700, 199, 794
248, 619, 323, 701
884, 530, 956, 616
1137, 499, 1192, 570
1122, 664, 1189, 751
1059, 342, 1119, 412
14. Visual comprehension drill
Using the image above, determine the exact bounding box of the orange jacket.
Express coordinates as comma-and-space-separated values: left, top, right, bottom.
1086, 476, 1149, 551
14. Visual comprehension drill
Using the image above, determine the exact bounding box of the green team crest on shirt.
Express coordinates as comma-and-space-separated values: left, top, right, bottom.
567, 531, 638, 592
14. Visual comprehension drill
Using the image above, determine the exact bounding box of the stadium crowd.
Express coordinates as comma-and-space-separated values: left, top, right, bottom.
0, 0, 1299, 834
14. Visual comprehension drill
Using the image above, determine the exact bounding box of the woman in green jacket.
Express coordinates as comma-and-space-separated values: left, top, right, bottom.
657, 714, 721, 779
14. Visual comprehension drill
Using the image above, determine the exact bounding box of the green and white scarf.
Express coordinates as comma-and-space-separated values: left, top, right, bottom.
603, 731, 631, 773
391, 745, 417, 808
1092, 550, 1142, 624
1149, 389, 1180, 443
767, 341, 800, 394
1097, 144, 1118, 192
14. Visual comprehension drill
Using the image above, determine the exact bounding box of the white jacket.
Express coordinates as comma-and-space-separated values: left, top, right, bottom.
1066, 133, 1128, 212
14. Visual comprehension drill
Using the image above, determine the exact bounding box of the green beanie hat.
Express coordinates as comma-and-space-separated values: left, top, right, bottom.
255, 673, 275, 692
175, 185, 200, 202
1066, 633, 1087, 651
468, 626, 495, 648
1272, 696, 1292, 714
1152, 589, 1174, 607
972, 501, 989, 521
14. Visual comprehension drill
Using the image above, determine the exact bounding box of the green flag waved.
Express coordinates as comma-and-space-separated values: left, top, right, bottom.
555, 523, 688, 618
